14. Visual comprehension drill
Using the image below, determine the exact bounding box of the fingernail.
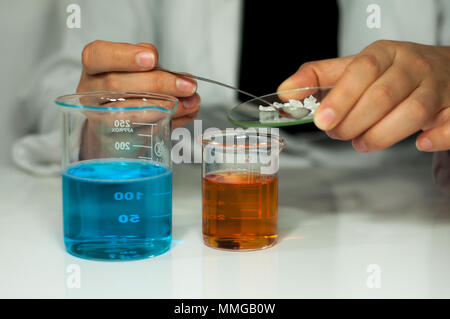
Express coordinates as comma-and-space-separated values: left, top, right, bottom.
416, 138, 432, 151
326, 131, 338, 139
353, 137, 368, 153
278, 79, 292, 92
315, 108, 335, 130
183, 95, 199, 109
176, 78, 197, 94
136, 52, 155, 68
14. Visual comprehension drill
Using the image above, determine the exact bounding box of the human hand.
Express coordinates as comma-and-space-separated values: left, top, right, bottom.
77, 40, 200, 128
278, 40, 450, 152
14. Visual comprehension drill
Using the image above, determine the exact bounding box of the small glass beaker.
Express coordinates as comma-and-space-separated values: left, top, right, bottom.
200, 129, 286, 250
56, 91, 178, 261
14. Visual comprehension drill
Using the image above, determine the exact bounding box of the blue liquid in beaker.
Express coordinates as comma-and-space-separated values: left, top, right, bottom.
62, 159, 172, 260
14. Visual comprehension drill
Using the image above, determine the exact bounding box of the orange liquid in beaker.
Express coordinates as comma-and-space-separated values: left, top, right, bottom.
202, 171, 278, 250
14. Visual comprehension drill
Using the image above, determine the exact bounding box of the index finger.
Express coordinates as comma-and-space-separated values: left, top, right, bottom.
277, 56, 355, 92
82, 40, 158, 75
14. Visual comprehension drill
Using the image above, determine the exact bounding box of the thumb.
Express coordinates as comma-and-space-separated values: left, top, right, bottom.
277, 55, 355, 92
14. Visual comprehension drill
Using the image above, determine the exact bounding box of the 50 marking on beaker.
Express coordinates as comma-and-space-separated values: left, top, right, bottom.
118, 214, 141, 224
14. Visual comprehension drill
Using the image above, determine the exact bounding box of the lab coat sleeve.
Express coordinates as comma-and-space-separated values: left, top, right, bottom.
12, 0, 160, 175
430, 0, 450, 193
433, 151, 450, 194
437, 0, 450, 45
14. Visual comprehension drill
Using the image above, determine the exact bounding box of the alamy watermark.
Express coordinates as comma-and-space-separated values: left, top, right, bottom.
171, 121, 282, 175
66, 4, 81, 29
366, 4, 381, 29
366, 264, 381, 288
66, 263, 81, 289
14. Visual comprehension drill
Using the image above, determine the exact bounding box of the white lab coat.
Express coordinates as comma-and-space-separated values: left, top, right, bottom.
2, 0, 449, 176
7, 0, 243, 173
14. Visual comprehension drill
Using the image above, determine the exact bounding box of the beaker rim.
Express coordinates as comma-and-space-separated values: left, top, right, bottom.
199, 129, 286, 149
55, 91, 178, 113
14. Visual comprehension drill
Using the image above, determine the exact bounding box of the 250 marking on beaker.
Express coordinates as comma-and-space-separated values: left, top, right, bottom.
111, 119, 134, 133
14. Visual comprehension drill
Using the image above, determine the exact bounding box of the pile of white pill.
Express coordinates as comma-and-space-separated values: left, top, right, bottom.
259, 95, 320, 123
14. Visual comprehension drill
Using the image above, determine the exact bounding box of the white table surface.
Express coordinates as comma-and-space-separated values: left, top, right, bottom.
0, 141, 449, 299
